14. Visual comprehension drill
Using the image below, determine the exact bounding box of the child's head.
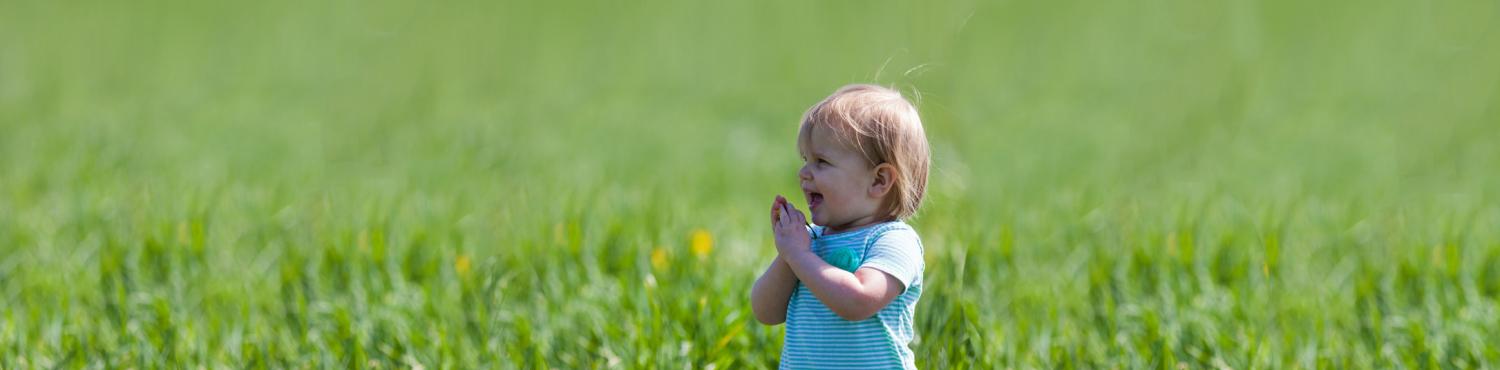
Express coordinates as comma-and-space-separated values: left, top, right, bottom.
797, 84, 930, 230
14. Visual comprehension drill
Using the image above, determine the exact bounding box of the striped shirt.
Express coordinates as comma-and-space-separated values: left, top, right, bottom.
781, 221, 924, 370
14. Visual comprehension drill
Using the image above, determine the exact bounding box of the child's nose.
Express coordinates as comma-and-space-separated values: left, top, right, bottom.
798, 164, 813, 180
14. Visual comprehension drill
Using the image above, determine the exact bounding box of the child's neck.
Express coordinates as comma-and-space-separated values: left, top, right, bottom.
822, 215, 894, 235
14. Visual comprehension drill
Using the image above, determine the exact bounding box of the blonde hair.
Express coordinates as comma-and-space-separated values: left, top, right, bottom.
798, 84, 931, 220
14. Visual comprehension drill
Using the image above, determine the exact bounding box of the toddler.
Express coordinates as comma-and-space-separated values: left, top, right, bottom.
750, 84, 930, 369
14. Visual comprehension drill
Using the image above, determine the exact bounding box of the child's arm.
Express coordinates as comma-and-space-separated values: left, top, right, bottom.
780, 251, 904, 321
750, 258, 798, 325
770, 199, 904, 322
751, 195, 802, 325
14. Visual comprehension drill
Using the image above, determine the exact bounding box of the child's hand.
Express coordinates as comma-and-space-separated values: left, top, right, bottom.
770, 195, 812, 257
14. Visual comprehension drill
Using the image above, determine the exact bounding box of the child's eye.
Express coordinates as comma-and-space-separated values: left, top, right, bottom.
818, 159, 830, 165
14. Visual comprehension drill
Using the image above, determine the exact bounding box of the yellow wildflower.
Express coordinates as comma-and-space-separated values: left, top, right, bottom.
651, 247, 670, 270
455, 254, 472, 276
690, 229, 713, 260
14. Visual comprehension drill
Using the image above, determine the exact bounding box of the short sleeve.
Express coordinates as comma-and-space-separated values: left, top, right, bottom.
859, 226, 924, 291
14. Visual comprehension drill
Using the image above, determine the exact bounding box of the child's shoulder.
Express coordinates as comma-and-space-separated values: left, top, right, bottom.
849, 221, 922, 252
881, 220, 916, 232
871, 221, 921, 244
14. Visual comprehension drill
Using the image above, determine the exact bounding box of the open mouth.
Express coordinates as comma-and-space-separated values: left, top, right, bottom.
806, 191, 824, 210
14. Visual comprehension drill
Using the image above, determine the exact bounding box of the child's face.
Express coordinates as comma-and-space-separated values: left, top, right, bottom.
798, 125, 884, 231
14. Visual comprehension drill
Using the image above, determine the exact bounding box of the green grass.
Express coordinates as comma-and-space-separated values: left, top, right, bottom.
2, 0, 1499, 368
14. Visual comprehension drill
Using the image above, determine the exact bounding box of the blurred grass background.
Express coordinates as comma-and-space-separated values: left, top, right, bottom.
2, 0, 1499, 368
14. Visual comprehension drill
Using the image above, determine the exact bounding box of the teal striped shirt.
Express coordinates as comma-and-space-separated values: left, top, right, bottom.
781, 221, 924, 369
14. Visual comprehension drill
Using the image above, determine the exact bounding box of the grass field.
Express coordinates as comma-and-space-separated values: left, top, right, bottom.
3, 0, 1500, 368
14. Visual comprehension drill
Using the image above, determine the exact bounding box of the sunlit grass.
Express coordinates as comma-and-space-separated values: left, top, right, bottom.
1, 0, 1498, 368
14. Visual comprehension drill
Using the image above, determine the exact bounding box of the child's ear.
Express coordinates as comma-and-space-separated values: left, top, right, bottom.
868, 163, 898, 199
